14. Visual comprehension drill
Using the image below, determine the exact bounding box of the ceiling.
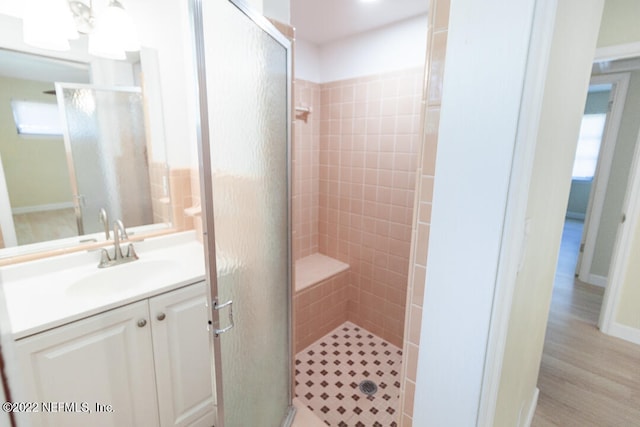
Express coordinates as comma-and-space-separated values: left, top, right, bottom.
0, 0, 430, 82
290, 0, 429, 45
0, 49, 90, 84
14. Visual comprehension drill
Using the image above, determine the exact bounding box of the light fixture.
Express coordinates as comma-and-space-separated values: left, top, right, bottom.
88, 0, 140, 60
22, 0, 140, 60
22, 0, 78, 51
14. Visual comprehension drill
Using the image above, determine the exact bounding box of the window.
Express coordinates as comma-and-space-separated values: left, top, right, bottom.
572, 113, 606, 179
10, 100, 63, 137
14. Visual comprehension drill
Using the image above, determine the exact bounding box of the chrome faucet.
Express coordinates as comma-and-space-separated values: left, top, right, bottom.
98, 220, 138, 268
99, 208, 110, 240
113, 220, 128, 258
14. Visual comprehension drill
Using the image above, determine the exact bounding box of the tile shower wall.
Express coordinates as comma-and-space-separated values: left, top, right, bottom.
150, 162, 171, 224
166, 167, 198, 232
318, 69, 424, 347
293, 80, 321, 261
294, 270, 349, 353
399, 0, 450, 425
149, 162, 199, 234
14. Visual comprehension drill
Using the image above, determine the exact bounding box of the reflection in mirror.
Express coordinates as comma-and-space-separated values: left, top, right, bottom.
56, 84, 153, 235
0, 49, 172, 258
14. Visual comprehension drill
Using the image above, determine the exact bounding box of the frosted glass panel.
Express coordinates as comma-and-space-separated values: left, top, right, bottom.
57, 85, 153, 234
200, 1, 290, 426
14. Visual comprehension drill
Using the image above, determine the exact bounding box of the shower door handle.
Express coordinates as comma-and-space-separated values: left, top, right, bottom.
213, 299, 234, 336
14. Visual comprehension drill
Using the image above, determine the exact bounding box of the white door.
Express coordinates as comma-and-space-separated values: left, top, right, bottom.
14, 301, 159, 427
149, 282, 215, 427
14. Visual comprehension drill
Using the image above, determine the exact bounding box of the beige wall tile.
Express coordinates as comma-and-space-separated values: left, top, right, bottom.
408, 305, 423, 345
428, 31, 448, 106
414, 224, 430, 266
293, 80, 322, 260
412, 265, 426, 308
434, 0, 451, 31
404, 380, 416, 417
406, 343, 419, 382
401, 0, 450, 423
295, 67, 426, 354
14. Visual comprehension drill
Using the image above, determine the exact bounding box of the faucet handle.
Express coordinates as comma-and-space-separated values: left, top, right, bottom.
98, 248, 112, 268
125, 244, 139, 260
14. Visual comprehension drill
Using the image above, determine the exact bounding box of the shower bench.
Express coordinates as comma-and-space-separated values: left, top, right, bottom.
293, 253, 350, 353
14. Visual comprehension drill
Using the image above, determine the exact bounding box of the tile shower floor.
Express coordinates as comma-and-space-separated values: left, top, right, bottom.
295, 322, 402, 426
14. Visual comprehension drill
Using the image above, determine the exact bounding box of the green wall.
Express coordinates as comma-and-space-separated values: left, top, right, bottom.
616, 216, 640, 328
566, 179, 592, 219
597, 0, 640, 47
494, 1, 605, 424
0, 76, 72, 209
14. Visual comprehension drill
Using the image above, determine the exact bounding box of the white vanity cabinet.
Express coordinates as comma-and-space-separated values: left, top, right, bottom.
150, 282, 216, 427
14, 281, 214, 427
14, 300, 159, 427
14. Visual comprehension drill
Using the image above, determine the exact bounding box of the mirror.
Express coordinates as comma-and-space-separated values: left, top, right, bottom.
0, 38, 172, 258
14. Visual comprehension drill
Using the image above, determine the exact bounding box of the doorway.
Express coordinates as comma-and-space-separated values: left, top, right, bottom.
534, 56, 640, 425
562, 83, 611, 288
572, 73, 629, 291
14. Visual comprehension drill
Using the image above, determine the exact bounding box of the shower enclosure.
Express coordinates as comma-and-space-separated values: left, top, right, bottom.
191, 0, 293, 426
56, 83, 153, 236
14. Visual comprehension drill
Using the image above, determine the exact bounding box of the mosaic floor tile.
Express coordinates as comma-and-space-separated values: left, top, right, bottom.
295, 322, 402, 426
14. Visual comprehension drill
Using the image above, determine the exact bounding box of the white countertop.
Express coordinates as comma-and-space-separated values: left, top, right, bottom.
0, 231, 226, 340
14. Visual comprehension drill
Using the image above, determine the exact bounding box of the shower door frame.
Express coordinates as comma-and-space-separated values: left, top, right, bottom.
189, 0, 294, 425
55, 83, 147, 237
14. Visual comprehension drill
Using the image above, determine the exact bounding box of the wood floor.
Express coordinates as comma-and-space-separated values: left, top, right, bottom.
532, 220, 640, 426
11, 208, 77, 246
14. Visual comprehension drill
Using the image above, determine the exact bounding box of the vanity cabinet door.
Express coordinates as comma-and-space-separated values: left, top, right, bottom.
14, 301, 159, 427
149, 282, 215, 427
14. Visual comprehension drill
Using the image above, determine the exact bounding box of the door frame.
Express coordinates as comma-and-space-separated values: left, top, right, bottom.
577, 72, 630, 286
599, 118, 640, 342
55, 82, 145, 237
593, 43, 640, 339
0, 153, 17, 247
476, 1, 558, 424
596, 70, 640, 341
477, 6, 629, 424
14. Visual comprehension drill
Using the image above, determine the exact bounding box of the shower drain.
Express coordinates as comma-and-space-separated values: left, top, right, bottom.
358, 380, 378, 396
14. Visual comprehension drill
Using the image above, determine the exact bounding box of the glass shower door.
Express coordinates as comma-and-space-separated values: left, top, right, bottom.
56, 84, 153, 236
192, 0, 292, 426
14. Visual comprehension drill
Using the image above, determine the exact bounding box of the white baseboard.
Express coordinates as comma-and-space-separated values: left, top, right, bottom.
521, 387, 539, 427
607, 322, 640, 346
586, 274, 607, 288
12, 202, 74, 215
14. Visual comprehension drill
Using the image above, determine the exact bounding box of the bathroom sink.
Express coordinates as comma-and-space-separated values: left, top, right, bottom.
1, 231, 209, 339
66, 259, 183, 299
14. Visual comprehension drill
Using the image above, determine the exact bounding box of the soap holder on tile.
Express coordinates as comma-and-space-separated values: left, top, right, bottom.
184, 205, 202, 217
